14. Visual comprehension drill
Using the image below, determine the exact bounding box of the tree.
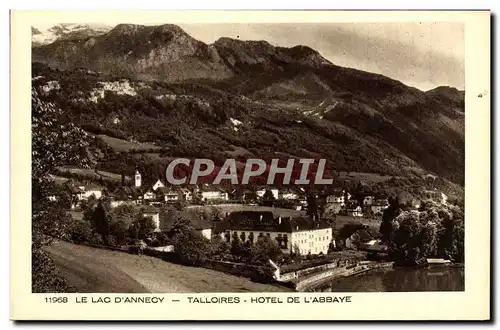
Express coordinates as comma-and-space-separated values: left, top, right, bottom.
249, 236, 283, 265
386, 199, 465, 266
389, 210, 439, 266
262, 189, 276, 204
170, 215, 195, 236
379, 197, 402, 243
32, 87, 93, 292
129, 215, 156, 240
172, 228, 210, 267
89, 201, 111, 244
210, 235, 231, 261
173, 200, 187, 211
108, 204, 138, 244
230, 234, 247, 261
306, 191, 325, 220
423, 201, 465, 263
69, 220, 96, 244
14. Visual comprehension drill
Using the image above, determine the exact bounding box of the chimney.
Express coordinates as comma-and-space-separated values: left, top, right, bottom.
278, 216, 282, 224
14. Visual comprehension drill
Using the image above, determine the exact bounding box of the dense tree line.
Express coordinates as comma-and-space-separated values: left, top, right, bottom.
379, 198, 464, 265
32, 87, 93, 292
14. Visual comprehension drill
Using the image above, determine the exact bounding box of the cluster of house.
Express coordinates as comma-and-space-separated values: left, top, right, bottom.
323, 189, 390, 217
59, 170, 311, 210
56, 171, 393, 219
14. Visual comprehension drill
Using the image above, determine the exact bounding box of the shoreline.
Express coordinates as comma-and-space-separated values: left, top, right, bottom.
292, 261, 394, 292
293, 261, 463, 292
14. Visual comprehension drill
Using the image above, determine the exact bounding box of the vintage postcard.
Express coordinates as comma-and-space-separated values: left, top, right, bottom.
10, 10, 490, 321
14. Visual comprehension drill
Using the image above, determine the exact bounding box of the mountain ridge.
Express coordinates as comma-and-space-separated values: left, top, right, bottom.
31, 24, 465, 186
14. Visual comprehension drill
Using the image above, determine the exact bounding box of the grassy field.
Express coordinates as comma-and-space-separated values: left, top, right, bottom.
98, 134, 161, 152
55, 166, 131, 183
187, 204, 305, 218
45, 241, 289, 293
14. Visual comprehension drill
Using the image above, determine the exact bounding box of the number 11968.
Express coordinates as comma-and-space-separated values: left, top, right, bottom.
45, 297, 68, 303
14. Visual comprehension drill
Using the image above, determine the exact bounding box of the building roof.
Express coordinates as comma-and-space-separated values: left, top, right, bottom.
355, 229, 375, 242
337, 222, 365, 240
156, 187, 178, 195
110, 186, 142, 200
198, 184, 227, 193
215, 211, 330, 233
159, 210, 212, 232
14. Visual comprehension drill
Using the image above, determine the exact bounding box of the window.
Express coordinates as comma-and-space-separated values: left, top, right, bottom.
248, 232, 255, 244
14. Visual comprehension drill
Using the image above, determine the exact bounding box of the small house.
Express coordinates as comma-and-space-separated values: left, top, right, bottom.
346, 201, 363, 217
143, 188, 157, 201
337, 223, 378, 250
279, 188, 299, 200
142, 205, 160, 232
157, 187, 180, 203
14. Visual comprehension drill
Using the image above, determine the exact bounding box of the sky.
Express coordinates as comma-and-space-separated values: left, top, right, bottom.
178, 23, 464, 91
34, 22, 464, 91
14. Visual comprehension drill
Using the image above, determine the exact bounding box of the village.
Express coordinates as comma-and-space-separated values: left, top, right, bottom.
47, 168, 449, 263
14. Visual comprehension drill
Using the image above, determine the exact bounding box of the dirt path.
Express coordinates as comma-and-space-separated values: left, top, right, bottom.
45, 241, 288, 293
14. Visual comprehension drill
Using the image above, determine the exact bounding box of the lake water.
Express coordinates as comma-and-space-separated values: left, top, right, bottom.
312, 266, 465, 292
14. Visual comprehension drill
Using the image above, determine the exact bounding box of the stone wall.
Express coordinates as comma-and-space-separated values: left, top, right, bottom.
296, 261, 394, 292
279, 258, 360, 282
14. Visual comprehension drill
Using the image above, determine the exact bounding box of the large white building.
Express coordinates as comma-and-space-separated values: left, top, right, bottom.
215, 211, 333, 255
197, 185, 229, 202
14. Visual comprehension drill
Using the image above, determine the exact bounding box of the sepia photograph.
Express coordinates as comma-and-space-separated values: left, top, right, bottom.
30, 20, 467, 294
10, 9, 490, 321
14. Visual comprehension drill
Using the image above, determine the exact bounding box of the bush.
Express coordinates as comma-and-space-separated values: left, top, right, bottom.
249, 236, 282, 266
173, 231, 210, 266
68, 220, 91, 244
210, 235, 231, 261
32, 247, 73, 293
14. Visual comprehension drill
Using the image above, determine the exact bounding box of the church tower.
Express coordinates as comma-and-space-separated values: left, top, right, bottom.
135, 170, 142, 188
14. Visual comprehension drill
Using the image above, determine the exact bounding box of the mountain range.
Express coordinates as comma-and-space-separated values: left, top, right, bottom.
31, 23, 465, 190
31, 23, 113, 48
